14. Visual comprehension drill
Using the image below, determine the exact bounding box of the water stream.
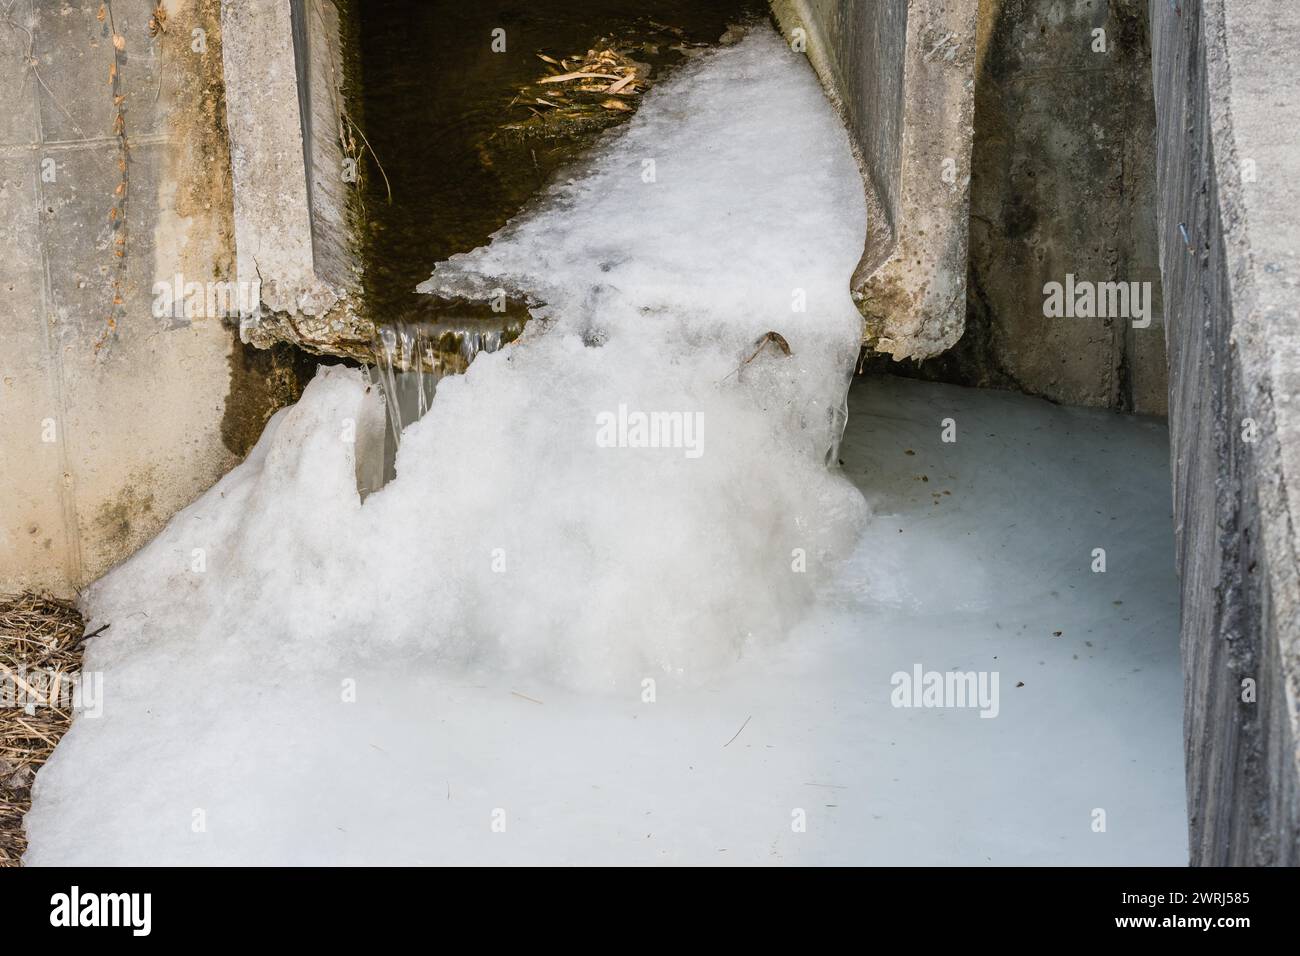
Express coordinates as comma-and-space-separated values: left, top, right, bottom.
356, 0, 766, 474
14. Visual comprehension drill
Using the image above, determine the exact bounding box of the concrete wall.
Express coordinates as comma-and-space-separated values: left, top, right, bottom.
0, 0, 306, 597
970, 0, 1165, 414
942, 0, 1166, 413
1152, 0, 1300, 865
772, 0, 979, 361
858, 0, 1167, 414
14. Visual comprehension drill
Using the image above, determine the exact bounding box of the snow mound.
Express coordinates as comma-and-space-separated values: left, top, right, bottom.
81, 26, 867, 688
27, 26, 871, 864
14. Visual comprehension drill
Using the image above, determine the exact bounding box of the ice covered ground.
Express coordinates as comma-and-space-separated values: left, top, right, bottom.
23, 24, 1186, 864
25, 374, 1186, 865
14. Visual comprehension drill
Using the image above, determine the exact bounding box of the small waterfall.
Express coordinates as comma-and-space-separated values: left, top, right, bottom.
365, 296, 530, 485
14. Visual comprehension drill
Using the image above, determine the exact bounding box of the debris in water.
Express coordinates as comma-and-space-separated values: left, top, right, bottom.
493, 35, 663, 152
539, 71, 627, 85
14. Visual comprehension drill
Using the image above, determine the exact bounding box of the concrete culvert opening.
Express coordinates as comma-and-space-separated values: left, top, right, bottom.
348, 0, 770, 481
6, 0, 1299, 871
352, 0, 768, 317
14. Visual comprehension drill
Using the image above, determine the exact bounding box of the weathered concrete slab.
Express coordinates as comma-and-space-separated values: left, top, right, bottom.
772, 0, 978, 361
1152, 0, 1300, 864
221, 0, 371, 361
0, 0, 309, 595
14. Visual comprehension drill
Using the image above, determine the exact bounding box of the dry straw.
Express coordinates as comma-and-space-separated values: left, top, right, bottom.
0, 593, 87, 866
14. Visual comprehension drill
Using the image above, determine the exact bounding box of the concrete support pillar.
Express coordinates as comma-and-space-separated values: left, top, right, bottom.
220, 0, 371, 361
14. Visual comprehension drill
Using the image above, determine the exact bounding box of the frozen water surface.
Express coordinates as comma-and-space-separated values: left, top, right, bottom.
24, 26, 1186, 865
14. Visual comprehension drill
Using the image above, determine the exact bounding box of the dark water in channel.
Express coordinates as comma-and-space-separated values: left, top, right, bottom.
354, 0, 765, 321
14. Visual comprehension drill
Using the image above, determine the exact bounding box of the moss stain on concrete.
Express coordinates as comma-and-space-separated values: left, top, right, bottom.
93, 480, 156, 559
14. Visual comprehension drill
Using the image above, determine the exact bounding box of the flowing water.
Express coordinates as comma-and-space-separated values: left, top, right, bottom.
355, 0, 765, 470
355, 0, 764, 318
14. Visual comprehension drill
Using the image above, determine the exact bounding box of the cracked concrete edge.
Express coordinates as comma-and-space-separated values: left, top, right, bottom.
771, 0, 978, 361
219, 0, 373, 363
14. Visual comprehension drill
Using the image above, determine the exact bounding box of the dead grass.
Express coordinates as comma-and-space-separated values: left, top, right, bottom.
0, 593, 87, 867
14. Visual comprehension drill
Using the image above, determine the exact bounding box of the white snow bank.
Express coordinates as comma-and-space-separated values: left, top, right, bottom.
26, 26, 875, 863
25, 377, 1186, 865
82, 26, 869, 689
